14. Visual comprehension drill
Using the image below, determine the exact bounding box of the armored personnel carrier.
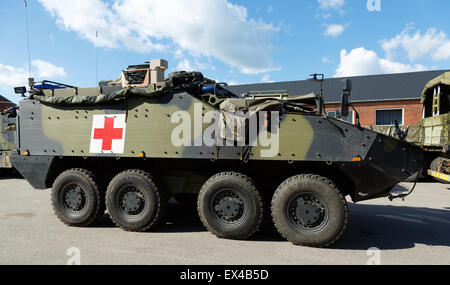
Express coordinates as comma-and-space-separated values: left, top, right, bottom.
10, 59, 423, 247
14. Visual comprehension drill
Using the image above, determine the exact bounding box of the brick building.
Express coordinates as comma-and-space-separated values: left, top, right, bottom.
228, 70, 450, 127
0, 95, 14, 111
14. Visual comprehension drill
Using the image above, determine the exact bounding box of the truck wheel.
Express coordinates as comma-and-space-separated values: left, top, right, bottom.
106, 170, 166, 232
51, 168, 104, 227
197, 172, 264, 240
430, 157, 450, 184
271, 174, 348, 247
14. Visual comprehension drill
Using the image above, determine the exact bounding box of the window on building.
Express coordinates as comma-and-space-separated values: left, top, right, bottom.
375, 109, 403, 126
328, 110, 354, 124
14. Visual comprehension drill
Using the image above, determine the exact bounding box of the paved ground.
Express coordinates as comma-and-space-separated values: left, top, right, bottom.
0, 175, 449, 265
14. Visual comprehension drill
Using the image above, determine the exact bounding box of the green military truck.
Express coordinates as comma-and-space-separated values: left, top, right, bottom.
419, 72, 450, 182
9, 60, 424, 247
0, 107, 17, 172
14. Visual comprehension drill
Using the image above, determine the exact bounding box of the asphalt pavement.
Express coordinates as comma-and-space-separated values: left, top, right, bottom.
0, 174, 449, 265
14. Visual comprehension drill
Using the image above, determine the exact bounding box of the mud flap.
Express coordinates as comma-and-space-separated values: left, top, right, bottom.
10, 155, 55, 189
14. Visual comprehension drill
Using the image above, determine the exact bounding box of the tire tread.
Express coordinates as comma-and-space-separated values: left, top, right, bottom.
197, 172, 264, 240
51, 168, 103, 227
271, 174, 348, 248
106, 169, 167, 232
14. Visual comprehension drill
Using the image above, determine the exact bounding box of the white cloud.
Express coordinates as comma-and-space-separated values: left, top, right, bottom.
380, 27, 450, 61
32, 60, 66, 78
0, 64, 30, 87
261, 74, 274, 83
435, 42, 450, 61
173, 49, 183, 59
324, 24, 345, 38
335, 47, 427, 77
38, 0, 279, 74
176, 59, 194, 72
0, 60, 66, 87
318, 0, 345, 10
176, 58, 209, 72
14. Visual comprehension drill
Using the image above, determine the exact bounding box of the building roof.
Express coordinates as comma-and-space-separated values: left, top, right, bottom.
227, 70, 450, 104
0, 94, 13, 105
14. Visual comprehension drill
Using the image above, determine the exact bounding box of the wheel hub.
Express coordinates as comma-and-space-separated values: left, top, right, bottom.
213, 191, 244, 223
123, 192, 141, 212
216, 197, 241, 219
295, 198, 322, 225
289, 194, 328, 230
119, 187, 145, 215
64, 186, 84, 211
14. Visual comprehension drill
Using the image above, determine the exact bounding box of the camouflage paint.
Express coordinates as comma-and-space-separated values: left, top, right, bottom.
23, 91, 383, 162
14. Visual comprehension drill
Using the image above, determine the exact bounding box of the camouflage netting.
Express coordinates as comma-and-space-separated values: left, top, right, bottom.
32, 71, 216, 106
33, 84, 172, 106
217, 93, 319, 143
219, 93, 318, 113
218, 98, 284, 144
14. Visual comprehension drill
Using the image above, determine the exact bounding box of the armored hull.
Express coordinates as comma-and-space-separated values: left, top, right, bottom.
12, 93, 422, 201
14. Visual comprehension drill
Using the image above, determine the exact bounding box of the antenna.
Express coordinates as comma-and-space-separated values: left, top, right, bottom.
308, 73, 325, 115
95, 30, 98, 85
24, 0, 32, 78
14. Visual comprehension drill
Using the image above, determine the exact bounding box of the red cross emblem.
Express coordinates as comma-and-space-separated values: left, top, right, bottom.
90, 114, 126, 154
93, 117, 123, 151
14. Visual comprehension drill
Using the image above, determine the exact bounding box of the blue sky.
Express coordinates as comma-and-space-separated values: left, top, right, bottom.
1, 0, 450, 104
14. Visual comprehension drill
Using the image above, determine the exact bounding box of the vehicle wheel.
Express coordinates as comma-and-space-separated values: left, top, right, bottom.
271, 174, 348, 247
197, 172, 264, 240
106, 170, 167, 232
51, 168, 104, 227
430, 157, 450, 184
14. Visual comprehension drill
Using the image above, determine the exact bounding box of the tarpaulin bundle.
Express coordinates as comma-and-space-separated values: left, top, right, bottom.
219, 93, 318, 113
217, 93, 319, 144
32, 71, 217, 106
166, 71, 216, 96
0, 106, 18, 116
33, 84, 172, 106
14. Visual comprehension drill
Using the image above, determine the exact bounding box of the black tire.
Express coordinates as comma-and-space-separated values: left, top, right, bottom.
106, 170, 167, 232
51, 168, 104, 227
430, 157, 450, 184
271, 174, 348, 247
197, 172, 264, 240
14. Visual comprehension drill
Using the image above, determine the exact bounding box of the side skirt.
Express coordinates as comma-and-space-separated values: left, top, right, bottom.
10, 155, 55, 189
